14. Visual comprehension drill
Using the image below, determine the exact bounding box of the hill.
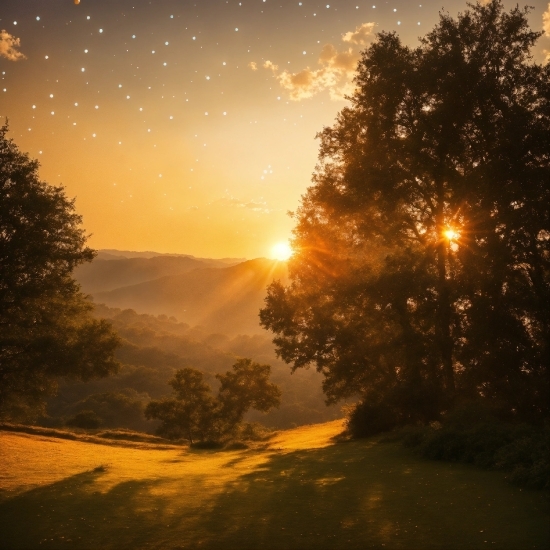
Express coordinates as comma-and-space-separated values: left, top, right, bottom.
1, 421, 548, 549
92, 258, 289, 335
96, 249, 244, 264
74, 255, 240, 294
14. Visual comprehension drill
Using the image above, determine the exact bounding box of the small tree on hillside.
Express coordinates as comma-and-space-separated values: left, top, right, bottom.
145, 359, 281, 443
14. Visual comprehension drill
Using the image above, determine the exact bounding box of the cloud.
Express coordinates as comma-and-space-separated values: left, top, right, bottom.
544, 3, 550, 37
213, 195, 272, 214
0, 30, 26, 61
342, 22, 376, 46
248, 61, 258, 71
255, 21, 374, 101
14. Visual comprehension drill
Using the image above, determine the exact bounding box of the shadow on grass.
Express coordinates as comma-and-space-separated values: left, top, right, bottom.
0, 469, 173, 550
191, 441, 550, 550
1, 440, 548, 550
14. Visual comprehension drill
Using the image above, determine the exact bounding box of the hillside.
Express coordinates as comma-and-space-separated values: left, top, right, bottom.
42, 305, 338, 433
92, 258, 289, 335
96, 249, 244, 264
74, 255, 237, 294
1, 422, 548, 549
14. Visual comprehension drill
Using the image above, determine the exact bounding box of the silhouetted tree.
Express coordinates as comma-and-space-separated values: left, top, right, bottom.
145, 359, 281, 442
145, 368, 218, 442
0, 123, 120, 420
261, 1, 549, 428
216, 358, 282, 428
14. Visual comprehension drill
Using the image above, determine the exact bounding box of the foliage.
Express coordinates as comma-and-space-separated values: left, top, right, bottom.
65, 410, 102, 430
0, 124, 120, 420
65, 390, 150, 432
145, 359, 281, 443
400, 403, 550, 490
43, 305, 340, 431
260, 1, 550, 424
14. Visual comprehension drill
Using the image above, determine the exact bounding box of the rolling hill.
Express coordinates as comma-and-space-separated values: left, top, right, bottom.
74, 255, 240, 294
90, 258, 289, 335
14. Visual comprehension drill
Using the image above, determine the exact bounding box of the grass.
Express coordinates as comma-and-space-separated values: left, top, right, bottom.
0, 420, 548, 549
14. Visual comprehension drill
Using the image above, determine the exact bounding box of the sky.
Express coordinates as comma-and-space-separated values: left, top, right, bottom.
1, 0, 549, 259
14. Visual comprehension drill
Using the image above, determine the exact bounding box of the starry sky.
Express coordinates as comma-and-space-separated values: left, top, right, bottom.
1, 0, 549, 259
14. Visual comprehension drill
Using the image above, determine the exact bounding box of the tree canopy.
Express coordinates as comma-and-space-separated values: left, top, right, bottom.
260, 1, 549, 427
0, 123, 120, 420
145, 359, 281, 442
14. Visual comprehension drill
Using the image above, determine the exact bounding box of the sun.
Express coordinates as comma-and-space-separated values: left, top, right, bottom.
271, 241, 293, 261
444, 228, 459, 241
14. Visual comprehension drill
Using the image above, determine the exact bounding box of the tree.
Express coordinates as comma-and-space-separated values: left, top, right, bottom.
260, 1, 549, 427
145, 359, 281, 442
145, 368, 218, 442
0, 123, 120, 420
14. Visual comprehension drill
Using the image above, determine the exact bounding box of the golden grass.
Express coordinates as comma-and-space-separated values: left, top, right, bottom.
0, 421, 548, 549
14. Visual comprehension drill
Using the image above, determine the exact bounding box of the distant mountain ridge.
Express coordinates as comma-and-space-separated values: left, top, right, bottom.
76, 255, 237, 294
93, 258, 288, 335
97, 249, 245, 264
74, 251, 288, 335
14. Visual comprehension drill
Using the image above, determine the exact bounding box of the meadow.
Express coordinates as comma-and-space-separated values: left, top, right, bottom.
0, 420, 548, 550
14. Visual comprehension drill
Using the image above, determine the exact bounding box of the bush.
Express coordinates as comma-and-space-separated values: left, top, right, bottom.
65, 410, 102, 429
345, 401, 399, 438
401, 403, 550, 490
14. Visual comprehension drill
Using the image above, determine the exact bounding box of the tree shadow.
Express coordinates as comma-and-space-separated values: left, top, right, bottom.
0, 468, 177, 549
190, 441, 550, 550
0, 441, 548, 549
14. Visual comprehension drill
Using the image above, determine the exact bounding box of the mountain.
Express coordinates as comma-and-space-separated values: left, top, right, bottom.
75, 255, 239, 294
91, 258, 288, 335
96, 249, 245, 264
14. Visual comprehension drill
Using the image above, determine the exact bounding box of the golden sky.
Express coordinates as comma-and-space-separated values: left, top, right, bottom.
1, 0, 548, 258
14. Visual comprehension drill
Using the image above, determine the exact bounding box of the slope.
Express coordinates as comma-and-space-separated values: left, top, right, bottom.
74, 255, 234, 294
93, 258, 289, 335
1, 422, 548, 550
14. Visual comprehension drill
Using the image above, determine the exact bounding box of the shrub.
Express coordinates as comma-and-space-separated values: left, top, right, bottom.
66, 410, 102, 429
401, 403, 550, 490
345, 401, 399, 438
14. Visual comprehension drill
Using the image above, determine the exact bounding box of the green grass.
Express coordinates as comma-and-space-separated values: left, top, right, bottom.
0, 421, 548, 549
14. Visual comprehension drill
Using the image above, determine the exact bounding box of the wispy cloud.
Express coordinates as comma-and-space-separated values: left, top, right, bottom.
0, 30, 26, 61
213, 195, 273, 214
544, 3, 550, 37
256, 21, 376, 101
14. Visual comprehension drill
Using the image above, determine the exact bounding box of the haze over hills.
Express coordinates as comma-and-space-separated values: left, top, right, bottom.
75, 255, 240, 294
96, 249, 245, 264
93, 258, 288, 335
73, 251, 289, 335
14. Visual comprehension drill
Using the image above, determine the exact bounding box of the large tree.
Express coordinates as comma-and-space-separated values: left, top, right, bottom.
261, 1, 549, 425
0, 123, 120, 420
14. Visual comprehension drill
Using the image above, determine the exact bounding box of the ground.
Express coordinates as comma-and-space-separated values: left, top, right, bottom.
0, 420, 548, 549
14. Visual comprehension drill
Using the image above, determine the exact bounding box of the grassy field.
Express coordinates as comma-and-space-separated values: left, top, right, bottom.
0, 420, 548, 549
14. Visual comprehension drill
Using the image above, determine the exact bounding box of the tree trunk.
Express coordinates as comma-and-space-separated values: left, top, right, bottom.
435, 188, 455, 404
